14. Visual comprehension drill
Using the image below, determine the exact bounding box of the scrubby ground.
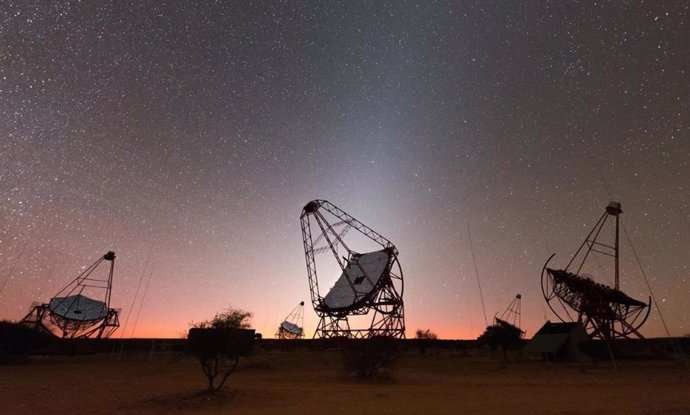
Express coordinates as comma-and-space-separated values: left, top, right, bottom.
1, 350, 688, 414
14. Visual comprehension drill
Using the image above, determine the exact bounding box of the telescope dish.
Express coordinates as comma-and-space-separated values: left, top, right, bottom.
276, 301, 305, 339
49, 295, 109, 321
21, 251, 120, 339
478, 294, 525, 349
322, 250, 390, 311
280, 321, 303, 336
300, 199, 405, 339
495, 293, 523, 335
541, 202, 651, 339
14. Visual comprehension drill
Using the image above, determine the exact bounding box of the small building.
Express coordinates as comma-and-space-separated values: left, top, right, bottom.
523, 321, 591, 362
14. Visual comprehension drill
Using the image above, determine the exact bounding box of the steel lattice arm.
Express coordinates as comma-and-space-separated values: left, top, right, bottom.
316, 200, 398, 256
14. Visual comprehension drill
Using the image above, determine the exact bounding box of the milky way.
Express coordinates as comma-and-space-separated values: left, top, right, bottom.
1, 1, 688, 338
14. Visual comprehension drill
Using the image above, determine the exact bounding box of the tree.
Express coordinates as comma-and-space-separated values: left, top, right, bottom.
191, 308, 253, 330
477, 321, 524, 362
415, 329, 438, 340
188, 307, 254, 393
414, 329, 438, 354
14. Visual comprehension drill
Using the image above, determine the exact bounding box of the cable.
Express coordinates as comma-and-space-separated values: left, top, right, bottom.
621, 222, 680, 351
130, 266, 154, 338
623, 218, 686, 368
119, 246, 153, 338
467, 223, 488, 327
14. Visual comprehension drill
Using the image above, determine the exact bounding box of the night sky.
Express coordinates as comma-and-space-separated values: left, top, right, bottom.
1, 1, 688, 339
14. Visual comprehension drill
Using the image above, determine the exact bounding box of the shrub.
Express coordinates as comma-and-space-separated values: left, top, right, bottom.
415, 329, 438, 340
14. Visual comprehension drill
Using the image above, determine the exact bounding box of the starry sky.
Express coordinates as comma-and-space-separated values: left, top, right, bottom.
1, 1, 688, 339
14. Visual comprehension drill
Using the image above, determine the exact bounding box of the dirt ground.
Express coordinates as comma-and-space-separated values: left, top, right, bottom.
1, 349, 689, 415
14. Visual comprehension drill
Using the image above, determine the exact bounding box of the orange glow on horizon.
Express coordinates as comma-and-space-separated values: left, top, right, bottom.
120, 323, 485, 340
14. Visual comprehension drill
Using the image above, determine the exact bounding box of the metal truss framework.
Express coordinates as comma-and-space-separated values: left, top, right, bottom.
21, 251, 120, 339
541, 202, 651, 340
300, 200, 405, 339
